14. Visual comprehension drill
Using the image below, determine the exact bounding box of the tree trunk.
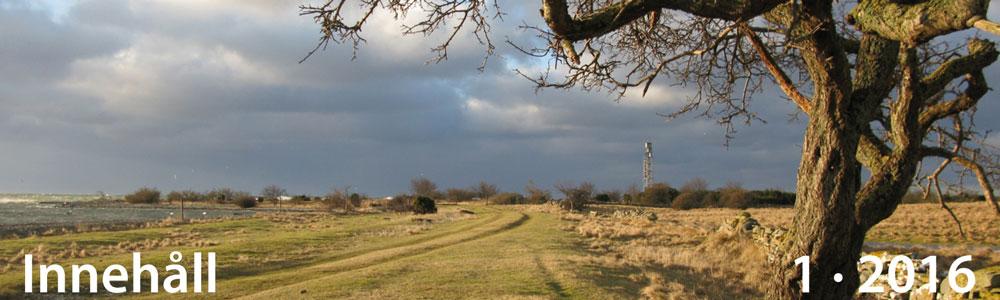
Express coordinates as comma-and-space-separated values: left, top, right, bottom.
768, 14, 865, 295
768, 91, 864, 299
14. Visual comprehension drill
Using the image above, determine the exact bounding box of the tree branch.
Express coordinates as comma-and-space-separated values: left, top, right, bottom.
849, 0, 989, 43
738, 22, 811, 114
925, 158, 968, 239
922, 146, 1000, 215
921, 39, 997, 97
540, 0, 786, 41
919, 71, 988, 129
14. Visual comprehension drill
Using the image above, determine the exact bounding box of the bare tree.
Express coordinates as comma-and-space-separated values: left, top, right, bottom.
262, 184, 287, 209
410, 177, 439, 198
554, 181, 594, 211
473, 180, 499, 202
524, 180, 552, 204
325, 185, 356, 212
301, 0, 1000, 297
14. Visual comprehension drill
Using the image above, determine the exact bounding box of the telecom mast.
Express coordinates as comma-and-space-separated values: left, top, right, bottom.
643, 141, 653, 191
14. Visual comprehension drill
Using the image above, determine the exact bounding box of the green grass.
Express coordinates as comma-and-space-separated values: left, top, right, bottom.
0, 205, 633, 299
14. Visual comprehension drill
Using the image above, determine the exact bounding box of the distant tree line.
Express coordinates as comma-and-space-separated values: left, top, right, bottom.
120, 176, 802, 213
417, 176, 796, 211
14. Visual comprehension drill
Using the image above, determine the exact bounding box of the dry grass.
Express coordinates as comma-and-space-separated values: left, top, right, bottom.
570, 208, 767, 299
563, 202, 998, 299
0, 228, 219, 273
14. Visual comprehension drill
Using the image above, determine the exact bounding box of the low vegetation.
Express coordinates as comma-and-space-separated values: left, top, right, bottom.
124, 187, 160, 204
412, 196, 437, 214
234, 195, 259, 209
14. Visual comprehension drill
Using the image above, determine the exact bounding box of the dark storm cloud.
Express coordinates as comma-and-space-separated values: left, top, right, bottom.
0, 0, 996, 196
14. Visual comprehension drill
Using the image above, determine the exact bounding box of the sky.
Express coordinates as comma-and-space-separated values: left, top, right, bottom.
1, 0, 999, 196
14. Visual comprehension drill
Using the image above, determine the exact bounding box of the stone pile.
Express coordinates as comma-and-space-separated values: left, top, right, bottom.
611, 208, 658, 222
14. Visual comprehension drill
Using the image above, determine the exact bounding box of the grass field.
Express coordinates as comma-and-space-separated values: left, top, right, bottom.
1, 205, 628, 299
0, 202, 996, 299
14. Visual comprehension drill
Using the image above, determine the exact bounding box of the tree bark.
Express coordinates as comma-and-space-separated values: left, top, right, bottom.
769, 95, 865, 299
767, 5, 865, 298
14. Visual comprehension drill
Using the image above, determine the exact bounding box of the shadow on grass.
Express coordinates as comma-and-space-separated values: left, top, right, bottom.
572, 239, 761, 299
532, 255, 570, 299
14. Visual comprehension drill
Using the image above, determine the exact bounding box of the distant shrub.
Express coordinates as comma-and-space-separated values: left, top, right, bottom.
719, 183, 752, 209
412, 196, 437, 214
672, 191, 709, 210
473, 181, 499, 201
167, 190, 204, 203
446, 188, 477, 201
524, 181, 551, 204
289, 195, 311, 204
594, 190, 622, 203
350, 193, 363, 207
385, 194, 413, 212
593, 193, 611, 203
556, 181, 593, 211
206, 188, 238, 204
638, 183, 678, 206
748, 189, 796, 206
490, 192, 525, 205
234, 196, 258, 208
324, 187, 360, 212
125, 187, 161, 204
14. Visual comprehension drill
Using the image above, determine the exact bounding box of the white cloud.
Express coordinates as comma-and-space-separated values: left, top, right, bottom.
61, 35, 286, 118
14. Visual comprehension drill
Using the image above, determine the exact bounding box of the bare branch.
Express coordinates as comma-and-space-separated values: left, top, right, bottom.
921, 39, 998, 96
540, 0, 786, 41
922, 146, 1000, 215
919, 71, 988, 129
739, 22, 811, 114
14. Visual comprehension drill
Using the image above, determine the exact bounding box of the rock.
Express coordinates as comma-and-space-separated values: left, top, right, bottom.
718, 212, 760, 236
910, 281, 936, 300
973, 266, 1000, 299
611, 208, 656, 221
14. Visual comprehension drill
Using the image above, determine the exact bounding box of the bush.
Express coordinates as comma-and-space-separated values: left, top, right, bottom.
489, 192, 525, 205
166, 190, 204, 203
125, 187, 161, 204
234, 196, 258, 208
324, 187, 361, 212
672, 191, 709, 210
748, 189, 796, 206
384, 194, 413, 212
555, 182, 593, 211
287, 195, 309, 203
719, 183, 752, 209
473, 181, 499, 200
412, 196, 437, 214
524, 181, 551, 204
206, 188, 238, 204
638, 183, 678, 206
350, 193, 363, 207
593, 193, 611, 203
